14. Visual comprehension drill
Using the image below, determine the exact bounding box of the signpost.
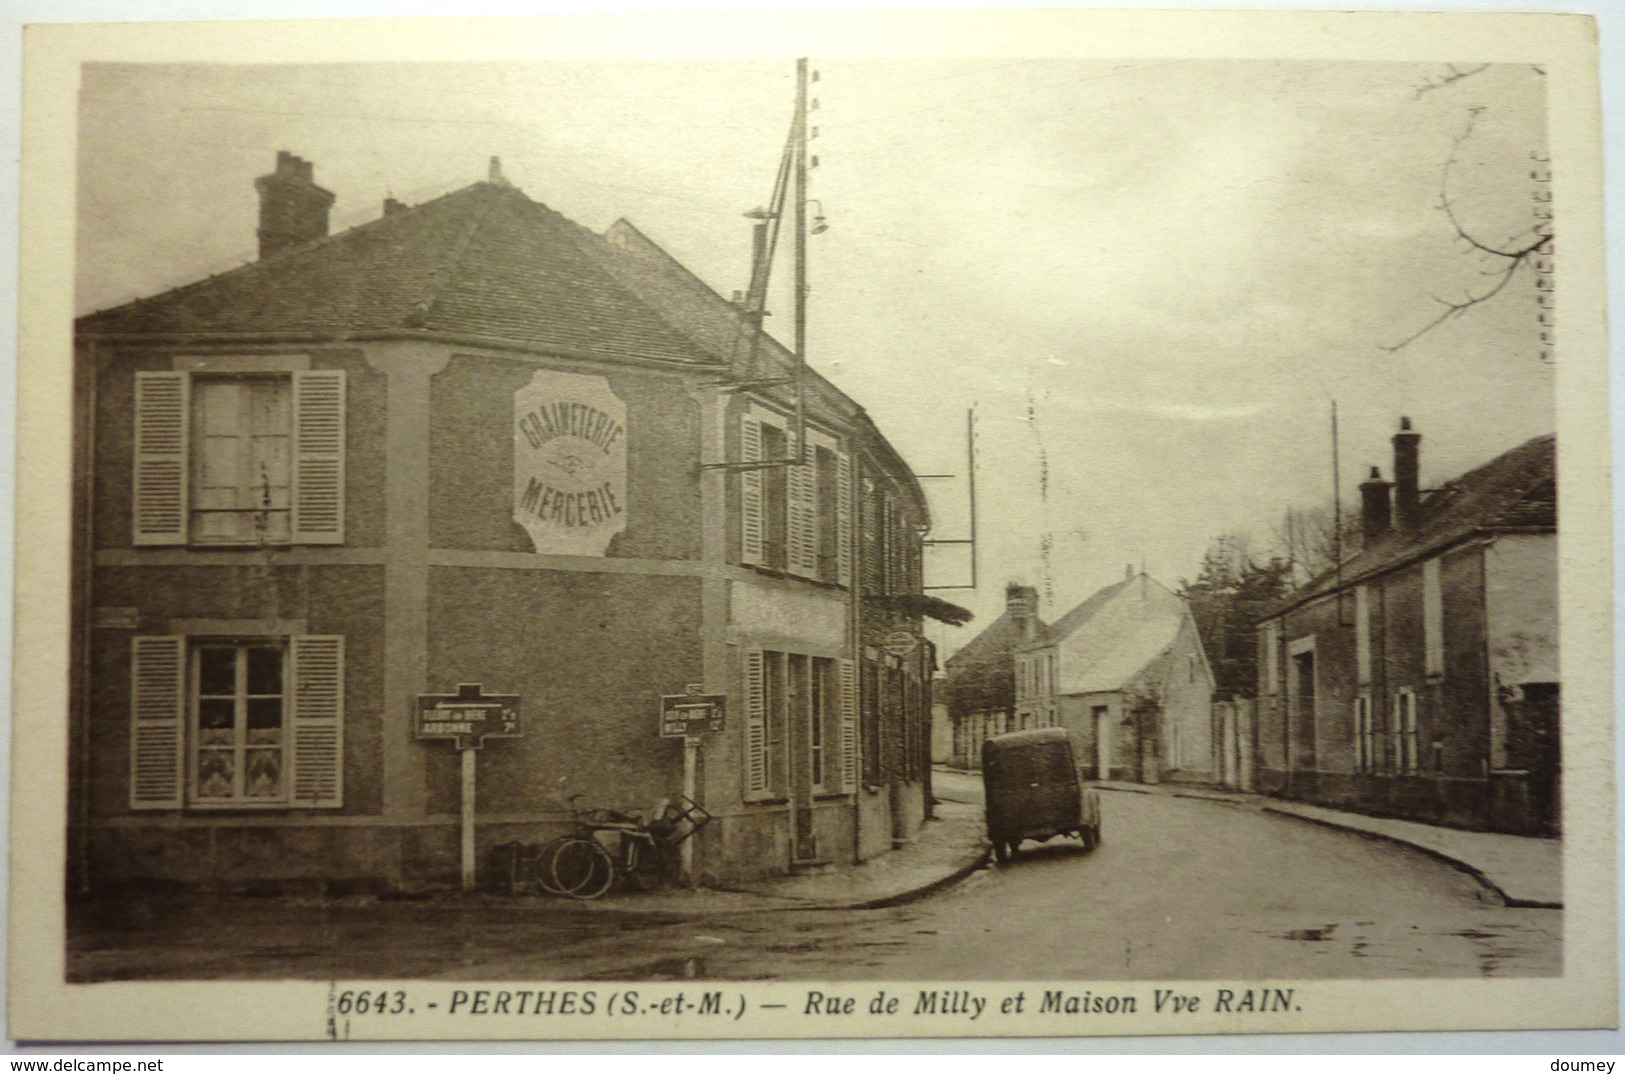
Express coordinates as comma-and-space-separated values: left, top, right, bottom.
660, 686, 726, 885
416, 683, 521, 891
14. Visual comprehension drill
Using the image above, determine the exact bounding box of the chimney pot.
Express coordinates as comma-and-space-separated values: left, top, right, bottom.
383, 196, 407, 216
255, 151, 335, 259
1360, 465, 1393, 545
1393, 417, 1422, 533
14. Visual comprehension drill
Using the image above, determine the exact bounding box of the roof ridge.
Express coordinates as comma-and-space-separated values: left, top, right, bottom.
406, 184, 504, 328
78, 179, 498, 325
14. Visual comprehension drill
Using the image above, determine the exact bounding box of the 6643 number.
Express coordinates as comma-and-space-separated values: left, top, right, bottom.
334, 990, 410, 1015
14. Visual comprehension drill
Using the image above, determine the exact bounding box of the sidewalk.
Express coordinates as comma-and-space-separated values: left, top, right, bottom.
503, 797, 991, 917
1094, 779, 1562, 908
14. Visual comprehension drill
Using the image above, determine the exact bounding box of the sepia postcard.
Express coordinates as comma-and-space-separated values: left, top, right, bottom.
9, 6, 1615, 1043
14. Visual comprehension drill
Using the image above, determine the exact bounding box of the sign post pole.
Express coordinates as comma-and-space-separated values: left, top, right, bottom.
663, 685, 725, 889
681, 736, 700, 887
460, 745, 477, 892
415, 683, 522, 895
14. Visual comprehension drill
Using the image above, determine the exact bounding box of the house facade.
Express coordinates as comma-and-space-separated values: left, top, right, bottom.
1254, 420, 1558, 836
71, 153, 935, 893
1015, 570, 1215, 785
941, 584, 1045, 768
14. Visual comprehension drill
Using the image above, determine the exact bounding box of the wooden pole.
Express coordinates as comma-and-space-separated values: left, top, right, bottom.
460, 746, 477, 892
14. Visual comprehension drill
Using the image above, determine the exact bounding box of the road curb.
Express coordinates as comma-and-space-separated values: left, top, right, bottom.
1257, 805, 1561, 909
1095, 780, 1561, 910
846, 844, 993, 911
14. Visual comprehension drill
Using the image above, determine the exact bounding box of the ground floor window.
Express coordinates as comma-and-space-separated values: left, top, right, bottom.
745, 649, 852, 801
1354, 694, 1373, 773
130, 633, 344, 810
194, 641, 287, 802
1394, 688, 1419, 774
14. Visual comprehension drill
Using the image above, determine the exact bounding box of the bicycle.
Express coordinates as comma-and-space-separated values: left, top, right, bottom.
517, 794, 710, 900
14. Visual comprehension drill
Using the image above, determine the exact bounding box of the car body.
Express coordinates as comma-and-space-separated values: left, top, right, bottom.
980, 727, 1103, 863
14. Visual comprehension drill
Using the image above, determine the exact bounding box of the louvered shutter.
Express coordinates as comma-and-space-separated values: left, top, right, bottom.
835, 451, 852, 588
129, 636, 185, 809
740, 417, 764, 566
291, 370, 346, 545
289, 634, 344, 808
132, 373, 189, 546
839, 658, 859, 792
744, 649, 768, 801
786, 428, 817, 577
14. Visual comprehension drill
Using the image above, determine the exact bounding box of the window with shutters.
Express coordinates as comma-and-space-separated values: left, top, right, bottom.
745, 649, 855, 802
737, 410, 851, 586
129, 633, 344, 810
1394, 687, 1419, 774
133, 369, 345, 547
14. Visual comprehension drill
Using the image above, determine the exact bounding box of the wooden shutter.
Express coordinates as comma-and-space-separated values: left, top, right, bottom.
289, 634, 344, 808
291, 370, 346, 545
835, 451, 852, 588
840, 658, 859, 792
744, 649, 768, 800
787, 428, 817, 577
740, 416, 764, 566
132, 372, 189, 546
129, 635, 185, 809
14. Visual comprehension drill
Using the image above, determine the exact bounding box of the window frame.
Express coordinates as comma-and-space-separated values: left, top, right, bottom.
132, 365, 346, 548
190, 637, 291, 806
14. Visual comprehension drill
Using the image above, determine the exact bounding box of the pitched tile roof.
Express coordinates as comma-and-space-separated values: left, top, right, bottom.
944, 608, 1046, 671
1269, 432, 1556, 616
1019, 573, 1191, 694
77, 181, 718, 367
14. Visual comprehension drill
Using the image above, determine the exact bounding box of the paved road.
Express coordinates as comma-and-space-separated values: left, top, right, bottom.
453, 778, 1560, 981
70, 777, 1559, 982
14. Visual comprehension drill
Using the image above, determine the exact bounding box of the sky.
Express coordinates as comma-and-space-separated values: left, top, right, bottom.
74, 57, 1556, 657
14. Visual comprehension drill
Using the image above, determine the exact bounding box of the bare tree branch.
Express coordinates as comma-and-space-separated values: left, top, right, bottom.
1413, 63, 1492, 99
1382, 108, 1553, 352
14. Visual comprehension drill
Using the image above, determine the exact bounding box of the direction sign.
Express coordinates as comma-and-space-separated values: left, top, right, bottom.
415, 683, 521, 749
660, 693, 726, 738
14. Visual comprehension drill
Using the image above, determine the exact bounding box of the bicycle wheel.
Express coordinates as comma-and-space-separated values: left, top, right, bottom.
523, 837, 578, 895
548, 837, 615, 899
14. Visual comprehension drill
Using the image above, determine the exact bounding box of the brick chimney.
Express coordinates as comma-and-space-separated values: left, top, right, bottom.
1359, 465, 1393, 544
255, 151, 335, 259
1392, 417, 1422, 533
1005, 583, 1039, 641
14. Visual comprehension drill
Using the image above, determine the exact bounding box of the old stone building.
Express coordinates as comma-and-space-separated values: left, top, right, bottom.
71, 153, 936, 892
1255, 420, 1558, 835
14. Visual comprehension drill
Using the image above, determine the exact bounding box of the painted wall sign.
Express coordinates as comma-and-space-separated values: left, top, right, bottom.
513, 370, 628, 556
415, 683, 522, 750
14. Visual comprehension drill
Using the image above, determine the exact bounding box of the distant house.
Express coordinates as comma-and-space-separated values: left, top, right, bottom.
942, 584, 1047, 767
1016, 569, 1215, 785
1255, 420, 1558, 836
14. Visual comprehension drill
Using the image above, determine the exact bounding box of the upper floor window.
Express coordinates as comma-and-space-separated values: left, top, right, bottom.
133, 369, 346, 547
739, 409, 850, 586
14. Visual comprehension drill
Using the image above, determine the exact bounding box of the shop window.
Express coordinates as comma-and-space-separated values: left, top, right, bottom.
133, 370, 346, 547
129, 634, 344, 810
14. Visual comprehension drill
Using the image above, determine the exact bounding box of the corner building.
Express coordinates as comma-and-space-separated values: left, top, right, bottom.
72, 155, 933, 892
